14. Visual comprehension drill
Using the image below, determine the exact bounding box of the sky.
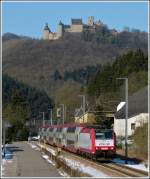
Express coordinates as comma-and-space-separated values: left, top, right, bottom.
2, 1, 148, 38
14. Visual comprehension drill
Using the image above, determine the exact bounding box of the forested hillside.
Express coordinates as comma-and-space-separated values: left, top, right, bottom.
86, 49, 148, 125
2, 27, 148, 127
87, 49, 148, 96
2, 28, 148, 98
3, 74, 53, 140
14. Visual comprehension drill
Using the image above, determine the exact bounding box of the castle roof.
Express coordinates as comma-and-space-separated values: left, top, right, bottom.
71, 19, 82, 25
74, 108, 84, 117
44, 23, 50, 31
59, 21, 63, 25
64, 25, 70, 29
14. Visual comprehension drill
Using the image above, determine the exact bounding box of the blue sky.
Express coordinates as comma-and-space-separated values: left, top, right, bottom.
2, 1, 148, 38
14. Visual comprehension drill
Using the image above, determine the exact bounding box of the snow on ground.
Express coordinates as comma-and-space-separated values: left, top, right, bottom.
42, 154, 56, 166
33, 143, 108, 177
59, 155, 108, 177
37, 142, 45, 149
30, 142, 149, 176
1, 159, 6, 176
41, 153, 70, 177
126, 164, 149, 172
35, 142, 57, 156
112, 157, 149, 172
46, 147, 57, 156
1, 154, 13, 176
28, 141, 56, 156
28, 142, 40, 151
58, 169, 70, 177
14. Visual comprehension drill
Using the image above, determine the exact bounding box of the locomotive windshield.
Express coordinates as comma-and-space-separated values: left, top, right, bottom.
95, 130, 113, 139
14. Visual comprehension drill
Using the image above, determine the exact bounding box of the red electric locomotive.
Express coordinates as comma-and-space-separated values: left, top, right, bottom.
78, 126, 116, 158
39, 124, 116, 158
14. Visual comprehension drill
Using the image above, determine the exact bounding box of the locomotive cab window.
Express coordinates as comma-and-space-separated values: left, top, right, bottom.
96, 133, 105, 139
105, 131, 113, 139
95, 130, 113, 139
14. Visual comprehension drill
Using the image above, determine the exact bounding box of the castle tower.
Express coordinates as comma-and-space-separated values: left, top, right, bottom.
88, 16, 94, 26
57, 21, 63, 38
43, 23, 50, 40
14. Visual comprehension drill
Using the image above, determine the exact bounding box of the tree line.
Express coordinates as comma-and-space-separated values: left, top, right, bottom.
3, 74, 53, 141
86, 49, 148, 126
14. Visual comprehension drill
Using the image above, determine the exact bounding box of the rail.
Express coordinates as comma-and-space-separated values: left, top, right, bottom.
34, 141, 149, 177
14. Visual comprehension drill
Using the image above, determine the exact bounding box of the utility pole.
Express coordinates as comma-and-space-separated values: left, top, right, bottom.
48, 107, 53, 125
3, 120, 6, 157
79, 95, 86, 123
116, 77, 128, 164
39, 112, 45, 126
59, 104, 65, 124
64, 105, 66, 123
50, 109, 53, 125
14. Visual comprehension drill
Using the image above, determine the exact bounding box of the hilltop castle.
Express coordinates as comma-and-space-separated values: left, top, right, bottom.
43, 16, 110, 40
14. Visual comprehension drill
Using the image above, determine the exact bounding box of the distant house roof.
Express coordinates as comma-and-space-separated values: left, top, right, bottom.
74, 108, 83, 117
115, 86, 148, 119
71, 19, 83, 25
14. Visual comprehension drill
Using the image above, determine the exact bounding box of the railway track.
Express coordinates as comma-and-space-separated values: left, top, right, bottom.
101, 163, 148, 177
35, 141, 149, 177
61, 150, 148, 177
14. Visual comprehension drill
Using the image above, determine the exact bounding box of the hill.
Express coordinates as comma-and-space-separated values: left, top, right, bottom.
2, 32, 31, 41
2, 32, 21, 41
3, 74, 53, 119
2, 28, 148, 99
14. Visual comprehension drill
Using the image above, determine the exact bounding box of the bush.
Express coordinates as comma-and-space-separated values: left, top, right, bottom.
117, 143, 123, 149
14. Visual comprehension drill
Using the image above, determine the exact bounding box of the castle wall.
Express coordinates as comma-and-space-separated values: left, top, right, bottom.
88, 16, 94, 26
48, 32, 60, 40
57, 25, 63, 38
53, 33, 59, 40
43, 30, 49, 40
49, 33, 54, 40
70, 24, 83, 32
64, 28, 72, 33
